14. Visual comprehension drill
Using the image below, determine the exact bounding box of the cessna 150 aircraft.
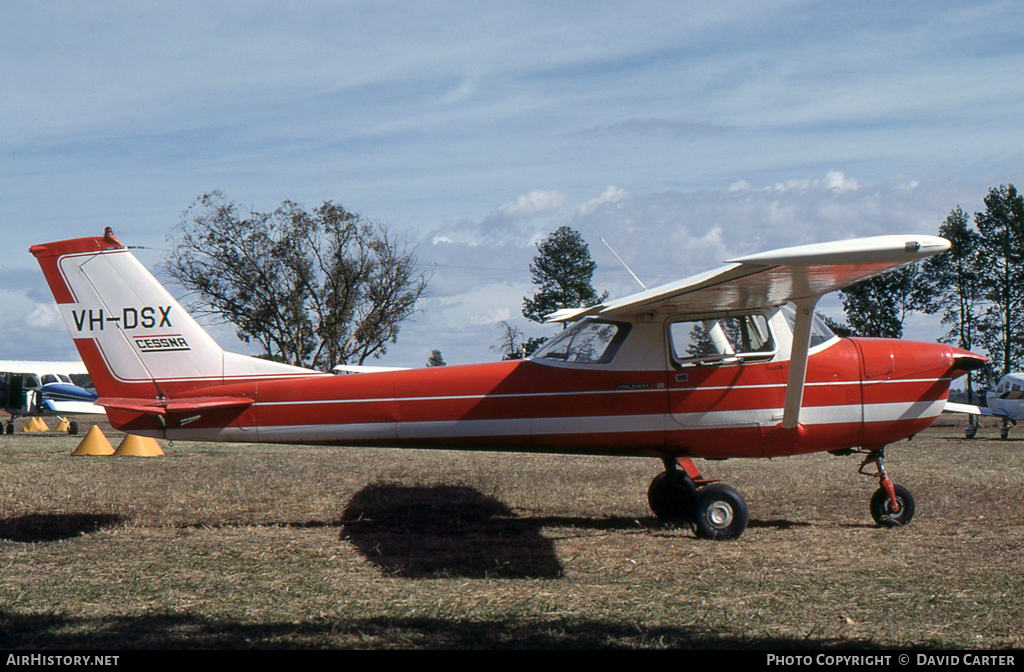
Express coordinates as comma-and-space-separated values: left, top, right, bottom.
30, 229, 985, 540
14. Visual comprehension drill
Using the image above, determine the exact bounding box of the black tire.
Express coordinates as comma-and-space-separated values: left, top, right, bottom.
4, 424, 12, 435
870, 484, 915, 527
965, 425, 977, 439
67, 421, 79, 435
647, 471, 698, 523
692, 483, 749, 540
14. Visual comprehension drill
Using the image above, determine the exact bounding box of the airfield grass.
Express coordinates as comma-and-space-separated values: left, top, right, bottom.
0, 415, 1022, 649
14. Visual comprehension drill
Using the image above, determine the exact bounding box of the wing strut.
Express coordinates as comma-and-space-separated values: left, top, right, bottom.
781, 295, 822, 430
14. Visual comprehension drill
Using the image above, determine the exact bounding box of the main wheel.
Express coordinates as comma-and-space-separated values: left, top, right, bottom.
647, 472, 697, 523
870, 484, 915, 527
692, 483, 749, 540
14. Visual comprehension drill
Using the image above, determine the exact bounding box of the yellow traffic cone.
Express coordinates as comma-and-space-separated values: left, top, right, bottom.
114, 434, 164, 457
24, 417, 48, 432
72, 426, 115, 456
54, 419, 70, 433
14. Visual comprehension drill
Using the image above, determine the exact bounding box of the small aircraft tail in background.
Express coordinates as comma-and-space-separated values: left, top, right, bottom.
0, 359, 101, 434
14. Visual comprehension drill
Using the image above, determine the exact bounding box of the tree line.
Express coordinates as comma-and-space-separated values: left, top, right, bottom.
828, 184, 1024, 389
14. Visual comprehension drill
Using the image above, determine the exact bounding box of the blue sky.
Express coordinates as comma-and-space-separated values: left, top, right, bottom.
2, 1, 1023, 366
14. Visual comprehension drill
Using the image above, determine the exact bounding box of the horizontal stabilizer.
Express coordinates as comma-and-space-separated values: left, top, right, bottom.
97, 396, 254, 416
943, 401, 1007, 418
331, 364, 410, 374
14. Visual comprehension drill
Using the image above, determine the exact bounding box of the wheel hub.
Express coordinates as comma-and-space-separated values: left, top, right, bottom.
706, 500, 734, 529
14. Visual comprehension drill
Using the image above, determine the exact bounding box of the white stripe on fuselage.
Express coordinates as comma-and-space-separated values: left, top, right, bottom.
151, 400, 944, 444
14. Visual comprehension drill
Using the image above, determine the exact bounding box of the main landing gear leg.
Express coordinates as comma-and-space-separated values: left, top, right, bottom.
859, 447, 915, 528
648, 457, 749, 540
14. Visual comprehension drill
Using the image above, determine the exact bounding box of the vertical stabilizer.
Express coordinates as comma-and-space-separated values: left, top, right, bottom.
31, 231, 314, 399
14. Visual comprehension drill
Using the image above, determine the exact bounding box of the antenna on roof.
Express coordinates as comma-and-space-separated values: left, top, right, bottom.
599, 237, 647, 290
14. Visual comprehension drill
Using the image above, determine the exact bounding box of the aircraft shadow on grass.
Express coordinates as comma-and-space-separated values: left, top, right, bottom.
0, 513, 125, 542
338, 484, 817, 578
0, 609, 896, 650
339, 484, 565, 579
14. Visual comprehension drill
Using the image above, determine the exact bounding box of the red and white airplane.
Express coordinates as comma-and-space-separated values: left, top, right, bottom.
30, 229, 986, 540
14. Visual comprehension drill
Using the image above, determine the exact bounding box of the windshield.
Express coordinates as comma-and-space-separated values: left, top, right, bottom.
532, 319, 630, 364
780, 304, 837, 348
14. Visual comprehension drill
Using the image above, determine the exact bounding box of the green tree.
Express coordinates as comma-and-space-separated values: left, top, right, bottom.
522, 226, 608, 324
976, 184, 1024, 376
426, 349, 446, 367
166, 192, 430, 370
915, 206, 985, 400
828, 267, 921, 339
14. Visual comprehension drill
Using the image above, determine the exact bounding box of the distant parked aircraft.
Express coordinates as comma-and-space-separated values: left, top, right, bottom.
945, 370, 1024, 439
0, 360, 102, 434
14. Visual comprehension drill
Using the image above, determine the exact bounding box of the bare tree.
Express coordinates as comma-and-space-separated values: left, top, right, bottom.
166, 192, 430, 370
491, 321, 526, 360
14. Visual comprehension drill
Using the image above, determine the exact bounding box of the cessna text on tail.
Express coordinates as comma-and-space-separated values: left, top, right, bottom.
30, 230, 984, 539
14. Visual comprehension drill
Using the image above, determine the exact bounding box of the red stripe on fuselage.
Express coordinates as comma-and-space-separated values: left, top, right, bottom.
99, 338, 967, 460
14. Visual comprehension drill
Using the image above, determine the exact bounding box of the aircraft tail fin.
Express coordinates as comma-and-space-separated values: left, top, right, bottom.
30, 230, 315, 400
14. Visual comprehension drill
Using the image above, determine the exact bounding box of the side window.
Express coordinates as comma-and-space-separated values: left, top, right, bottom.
532, 320, 631, 364
669, 314, 774, 366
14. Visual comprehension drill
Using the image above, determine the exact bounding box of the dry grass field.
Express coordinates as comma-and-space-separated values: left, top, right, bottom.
0, 415, 1022, 650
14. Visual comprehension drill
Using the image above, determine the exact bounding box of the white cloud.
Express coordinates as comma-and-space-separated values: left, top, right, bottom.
24, 303, 61, 329
498, 190, 566, 219
823, 171, 860, 192
768, 172, 859, 194
579, 185, 629, 216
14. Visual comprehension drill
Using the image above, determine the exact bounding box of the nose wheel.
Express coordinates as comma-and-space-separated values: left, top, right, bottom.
859, 447, 915, 527
648, 457, 749, 540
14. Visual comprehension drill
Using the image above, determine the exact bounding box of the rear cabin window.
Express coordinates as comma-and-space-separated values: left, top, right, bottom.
532, 319, 630, 364
669, 314, 775, 366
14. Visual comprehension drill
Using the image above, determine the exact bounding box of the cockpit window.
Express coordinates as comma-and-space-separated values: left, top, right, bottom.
780, 304, 837, 348
669, 313, 775, 366
532, 319, 631, 364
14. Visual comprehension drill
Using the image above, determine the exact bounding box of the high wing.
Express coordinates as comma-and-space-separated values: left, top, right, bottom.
548, 235, 951, 323
0, 360, 88, 376
550, 234, 951, 431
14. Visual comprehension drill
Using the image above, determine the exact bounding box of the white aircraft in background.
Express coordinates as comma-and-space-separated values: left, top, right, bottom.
0, 360, 103, 434
944, 370, 1024, 439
